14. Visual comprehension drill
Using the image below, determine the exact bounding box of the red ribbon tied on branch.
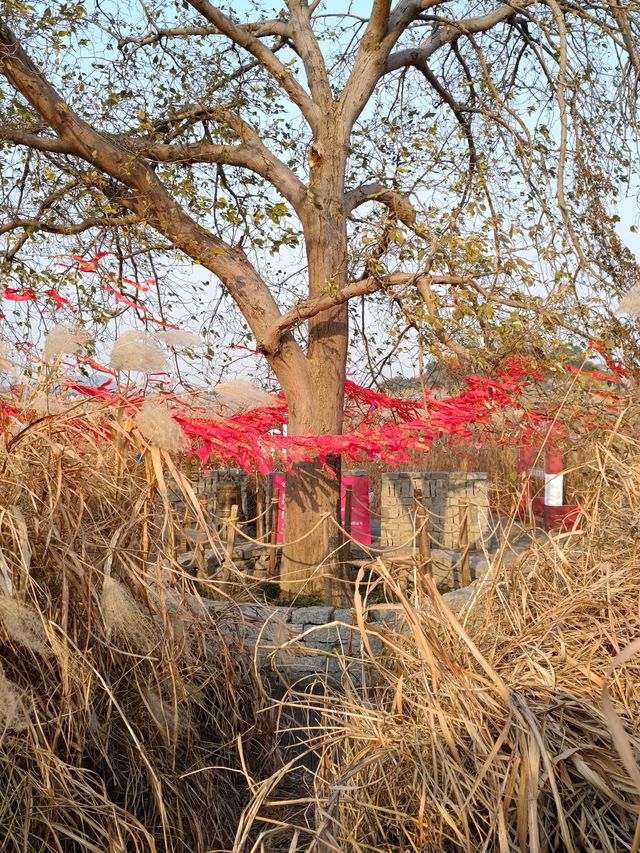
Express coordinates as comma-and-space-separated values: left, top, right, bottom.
2, 288, 37, 302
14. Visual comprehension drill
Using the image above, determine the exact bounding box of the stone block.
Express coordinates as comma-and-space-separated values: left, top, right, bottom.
276, 655, 331, 675
293, 606, 335, 624
431, 548, 459, 568
307, 624, 359, 644
470, 555, 490, 580
334, 608, 354, 623
243, 622, 288, 643
237, 603, 281, 621
442, 583, 477, 614
431, 548, 460, 586
368, 607, 399, 624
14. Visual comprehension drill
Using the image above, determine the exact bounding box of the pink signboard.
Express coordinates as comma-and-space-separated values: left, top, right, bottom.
271, 470, 371, 545
341, 470, 371, 545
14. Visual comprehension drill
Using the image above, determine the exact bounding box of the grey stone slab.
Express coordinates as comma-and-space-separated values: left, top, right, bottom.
368, 607, 400, 625
237, 603, 280, 620
442, 584, 476, 614
243, 621, 294, 643
334, 608, 354, 623
293, 606, 335, 624
469, 555, 490, 580
275, 654, 332, 674
431, 549, 460, 569
306, 624, 359, 644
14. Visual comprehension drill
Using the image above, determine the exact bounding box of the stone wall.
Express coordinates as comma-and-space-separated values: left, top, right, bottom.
210, 602, 386, 684
380, 471, 491, 552
208, 588, 480, 685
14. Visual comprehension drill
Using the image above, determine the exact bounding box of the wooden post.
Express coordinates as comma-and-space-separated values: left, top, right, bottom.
268, 489, 280, 578
343, 484, 353, 565
333, 484, 354, 607
256, 474, 265, 542
182, 496, 193, 556
220, 503, 238, 583
195, 493, 208, 580
225, 504, 238, 561
414, 488, 432, 580
459, 501, 471, 588
323, 513, 333, 604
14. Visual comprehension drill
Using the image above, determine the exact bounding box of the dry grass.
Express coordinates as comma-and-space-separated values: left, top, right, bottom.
2, 372, 639, 851
240, 421, 640, 852
0, 396, 280, 852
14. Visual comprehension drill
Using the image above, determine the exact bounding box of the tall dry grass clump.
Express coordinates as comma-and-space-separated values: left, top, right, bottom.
240, 419, 640, 852
0, 395, 279, 852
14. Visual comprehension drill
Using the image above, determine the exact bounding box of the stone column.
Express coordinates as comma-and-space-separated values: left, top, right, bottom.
380, 471, 491, 552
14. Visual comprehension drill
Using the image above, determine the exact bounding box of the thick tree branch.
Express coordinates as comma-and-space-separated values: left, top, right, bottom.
1, 211, 141, 262
0, 16, 310, 388
284, 1, 332, 108
0, 126, 72, 153
117, 19, 290, 50
344, 181, 418, 227
0, 213, 139, 238
123, 130, 307, 213
386, 0, 444, 38
605, 0, 640, 81
185, 0, 319, 133
384, 4, 525, 74
339, 0, 443, 129
363, 0, 393, 47
258, 272, 469, 355
342, 2, 524, 132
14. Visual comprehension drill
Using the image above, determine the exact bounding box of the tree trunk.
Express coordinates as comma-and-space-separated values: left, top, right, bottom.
278, 331, 348, 598
278, 135, 349, 600
278, 288, 348, 599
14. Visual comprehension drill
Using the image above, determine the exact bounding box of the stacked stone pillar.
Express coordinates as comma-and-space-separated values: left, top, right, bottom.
380, 471, 490, 552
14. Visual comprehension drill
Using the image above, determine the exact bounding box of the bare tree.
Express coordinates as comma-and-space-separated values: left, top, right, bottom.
1, 1, 639, 594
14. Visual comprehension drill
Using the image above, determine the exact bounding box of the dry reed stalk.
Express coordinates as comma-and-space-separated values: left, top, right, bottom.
0, 391, 281, 852
239, 420, 640, 852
